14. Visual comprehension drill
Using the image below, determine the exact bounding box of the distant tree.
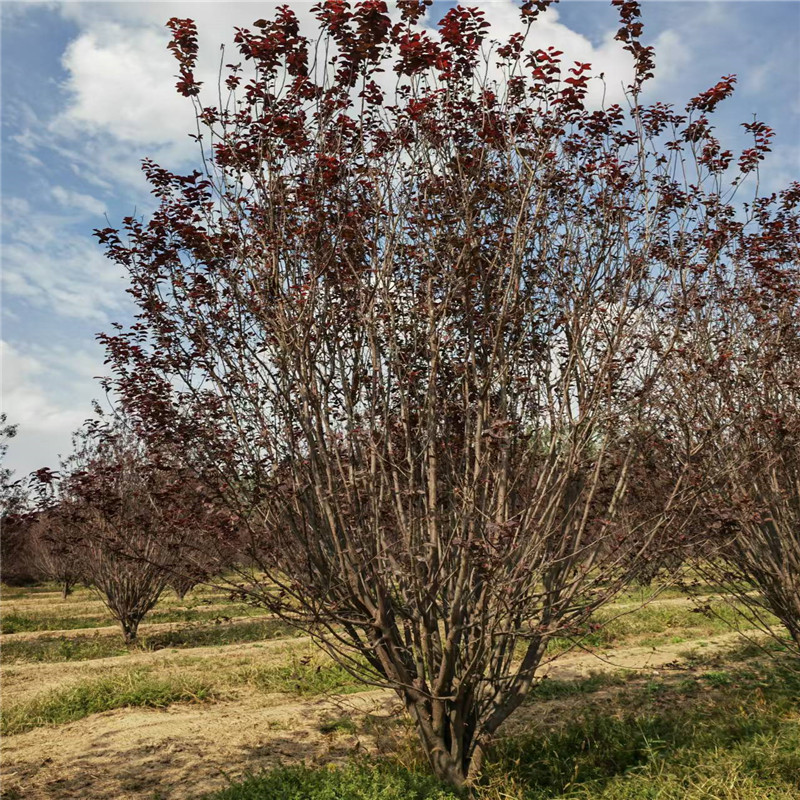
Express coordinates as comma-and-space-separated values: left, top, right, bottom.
0, 416, 39, 586
0, 513, 41, 588
169, 574, 197, 601
26, 511, 84, 599
96, 0, 789, 785
43, 419, 233, 643
0, 414, 18, 497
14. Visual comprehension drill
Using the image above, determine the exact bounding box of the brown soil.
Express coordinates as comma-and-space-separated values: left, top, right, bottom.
1, 600, 241, 618
0, 631, 743, 800
0, 613, 274, 643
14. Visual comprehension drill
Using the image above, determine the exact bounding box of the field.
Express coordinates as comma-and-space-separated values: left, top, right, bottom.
1, 582, 798, 800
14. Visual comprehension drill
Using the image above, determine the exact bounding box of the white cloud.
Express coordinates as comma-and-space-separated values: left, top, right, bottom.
2, 196, 128, 322
1, 339, 103, 476
50, 185, 106, 216
58, 22, 197, 148
50, 1, 681, 160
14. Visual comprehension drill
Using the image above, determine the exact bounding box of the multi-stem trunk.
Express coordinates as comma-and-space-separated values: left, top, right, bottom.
118, 615, 141, 645
405, 685, 533, 787
389, 636, 548, 788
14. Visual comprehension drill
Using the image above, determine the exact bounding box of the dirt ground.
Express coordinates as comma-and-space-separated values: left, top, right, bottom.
1, 613, 274, 643
0, 629, 742, 800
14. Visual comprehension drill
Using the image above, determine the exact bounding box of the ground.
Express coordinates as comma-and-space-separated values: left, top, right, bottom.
1, 582, 798, 800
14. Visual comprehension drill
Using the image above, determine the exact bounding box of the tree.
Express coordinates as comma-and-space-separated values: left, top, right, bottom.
170, 573, 199, 601
28, 511, 85, 599
96, 0, 785, 785
0, 512, 41, 588
664, 186, 800, 652
0, 416, 39, 587
45, 419, 232, 643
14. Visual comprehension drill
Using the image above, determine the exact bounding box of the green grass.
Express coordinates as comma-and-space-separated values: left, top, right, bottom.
0, 583, 66, 599
206, 657, 800, 800
208, 763, 457, 800
319, 716, 360, 735
491, 658, 800, 799
0, 669, 216, 735
545, 600, 775, 656
526, 671, 628, 702
1, 618, 301, 664
235, 658, 369, 697
1, 633, 131, 663
1, 611, 106, 634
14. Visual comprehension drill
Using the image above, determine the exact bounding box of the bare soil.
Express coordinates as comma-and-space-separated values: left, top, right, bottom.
1, 631, 743, 800
0, 613, 274, 642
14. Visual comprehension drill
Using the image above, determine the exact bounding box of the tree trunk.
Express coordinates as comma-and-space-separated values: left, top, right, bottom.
408, 701, 492, 791
120, 617, 139, 645
61, 580, 74, 600
407, 702, 468, 789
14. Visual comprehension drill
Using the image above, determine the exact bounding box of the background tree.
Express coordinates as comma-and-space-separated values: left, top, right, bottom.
0, 416, 40, 587
44, 419, 232, 643
27, 510, 85, 599
96, 0, 787, 785
665, 186, 800, 652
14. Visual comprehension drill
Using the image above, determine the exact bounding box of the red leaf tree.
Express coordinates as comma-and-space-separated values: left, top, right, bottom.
663, 184, 800, 651
42, 418, 234, 644
95, 1, 789, 784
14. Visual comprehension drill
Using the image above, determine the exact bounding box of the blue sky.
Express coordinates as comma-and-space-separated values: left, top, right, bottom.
2, 0, 799, 478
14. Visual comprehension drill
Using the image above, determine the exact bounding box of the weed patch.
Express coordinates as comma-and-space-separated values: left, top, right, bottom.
236, 658, 370, 697
1, 669, 216, 735
545, 600, 776, 656
527, 672, 627, 702
208, 762, 457, 800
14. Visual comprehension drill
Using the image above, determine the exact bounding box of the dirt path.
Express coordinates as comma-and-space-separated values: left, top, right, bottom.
0, 632, 744, 800
0, 600, 244, 620
0, 613, 273, 643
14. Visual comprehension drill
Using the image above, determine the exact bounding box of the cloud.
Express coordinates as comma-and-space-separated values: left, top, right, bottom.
1, 196, 128, 322
58, 22, 197, 148
50, 0, 693, 161
0, 339, 103, 476
50, 185, 106, 216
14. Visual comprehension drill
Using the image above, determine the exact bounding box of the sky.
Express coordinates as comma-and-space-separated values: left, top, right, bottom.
1, 0, 799, 479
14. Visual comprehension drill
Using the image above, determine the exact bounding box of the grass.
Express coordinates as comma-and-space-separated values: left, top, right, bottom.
234, 657, 370, 697
545, 599, 774, 656
319, 716, 360, 735
0, 668, 216, 736
0, 583, 67, 599
526, 671, 628, 702
1, 618, 301, 664
209, 763, 457, 800
206, 656, 800, 800
1, 633, 131, 663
